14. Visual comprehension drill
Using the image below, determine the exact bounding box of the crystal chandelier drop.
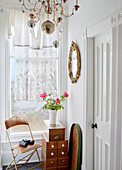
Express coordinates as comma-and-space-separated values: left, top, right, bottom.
19, 0, 80, 34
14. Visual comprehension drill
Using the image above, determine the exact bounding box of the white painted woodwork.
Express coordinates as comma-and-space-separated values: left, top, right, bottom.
94, 33, 112, 170
0, 125, 1, 169
110, 24, 122, 170
84, 9, 122, 170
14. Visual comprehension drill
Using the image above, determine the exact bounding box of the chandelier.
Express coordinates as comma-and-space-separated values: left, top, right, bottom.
19, 0, 80, 34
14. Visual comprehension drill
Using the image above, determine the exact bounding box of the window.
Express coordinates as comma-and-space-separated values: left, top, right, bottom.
9, 10, 60, 134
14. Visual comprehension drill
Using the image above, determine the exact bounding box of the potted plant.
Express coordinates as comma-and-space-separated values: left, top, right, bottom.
40, 92, 69, 126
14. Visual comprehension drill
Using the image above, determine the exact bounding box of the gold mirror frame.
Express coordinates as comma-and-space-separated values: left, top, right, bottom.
68, 41, 81, 83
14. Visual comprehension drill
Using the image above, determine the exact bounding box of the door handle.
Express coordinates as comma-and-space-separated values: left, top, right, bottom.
91, 123, 97, 129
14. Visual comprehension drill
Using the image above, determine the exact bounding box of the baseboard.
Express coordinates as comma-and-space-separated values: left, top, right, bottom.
82, 165, 87, 170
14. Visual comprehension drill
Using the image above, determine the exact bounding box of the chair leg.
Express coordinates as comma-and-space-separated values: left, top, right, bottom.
11, 150, 17, 170
6, 158, 14, 170
36, 149, 41, 162
6, 151, 19, 170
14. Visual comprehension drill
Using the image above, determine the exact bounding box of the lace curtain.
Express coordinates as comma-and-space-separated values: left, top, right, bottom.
14, 59, 58, 101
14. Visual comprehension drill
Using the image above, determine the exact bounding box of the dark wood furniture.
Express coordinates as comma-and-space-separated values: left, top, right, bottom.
42, 120, 69, 170
69, 123, 82, 170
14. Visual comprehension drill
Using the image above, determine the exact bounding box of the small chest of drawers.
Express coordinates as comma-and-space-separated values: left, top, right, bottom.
42, 120, 69, 170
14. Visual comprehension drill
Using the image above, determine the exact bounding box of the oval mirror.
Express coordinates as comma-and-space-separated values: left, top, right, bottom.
71, 50, 77, 78
68, 41, 81, 83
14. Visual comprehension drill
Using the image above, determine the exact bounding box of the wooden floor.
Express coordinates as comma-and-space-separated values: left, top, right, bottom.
2, 163, 42, 170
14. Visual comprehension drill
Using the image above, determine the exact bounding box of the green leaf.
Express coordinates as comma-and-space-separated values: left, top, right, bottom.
41, 92, 68, 111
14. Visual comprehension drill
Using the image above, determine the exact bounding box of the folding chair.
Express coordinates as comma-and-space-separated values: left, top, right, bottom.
5, 116, 42, 170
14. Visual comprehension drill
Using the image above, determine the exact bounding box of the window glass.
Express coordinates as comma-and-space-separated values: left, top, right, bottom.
9, 10, 59, 133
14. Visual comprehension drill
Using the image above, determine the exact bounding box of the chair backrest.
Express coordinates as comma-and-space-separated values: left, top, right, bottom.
5, 116, 34, 150
5, 116, 29, 130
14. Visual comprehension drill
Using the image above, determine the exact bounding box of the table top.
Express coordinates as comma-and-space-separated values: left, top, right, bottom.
44, 120, 65, 130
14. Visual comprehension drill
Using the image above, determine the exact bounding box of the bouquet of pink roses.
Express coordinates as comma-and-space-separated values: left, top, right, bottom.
40, 92, 69, 111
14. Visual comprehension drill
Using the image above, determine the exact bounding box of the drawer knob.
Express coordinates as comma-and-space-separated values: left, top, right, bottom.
61, 152, 64, 155
50, 162, 54, 165
62, 144, 65, 147
51, 152, 54, 156
61, 160, 66, 163
54, 136, 59, 140
51, 145, 54, 148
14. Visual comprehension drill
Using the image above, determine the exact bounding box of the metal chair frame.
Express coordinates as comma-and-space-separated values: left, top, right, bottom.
5, 116, 42, 170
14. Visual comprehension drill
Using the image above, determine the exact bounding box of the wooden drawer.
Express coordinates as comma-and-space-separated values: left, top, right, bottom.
47, 167, 57, 170
49, 134, 65, 141
49, 129, 65, 136
58, 157, 69, 166
58, 166, 69, 170
43, 120, 65, 141
47, 141, 58, 150
58, 149, 68, 157
42, 137, 57, 151
58, 140, 68, 149
46, 158, 57, 168
46, 149, 58, 159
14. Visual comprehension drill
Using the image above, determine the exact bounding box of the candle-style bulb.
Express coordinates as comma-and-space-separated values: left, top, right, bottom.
74, 5, 80, 11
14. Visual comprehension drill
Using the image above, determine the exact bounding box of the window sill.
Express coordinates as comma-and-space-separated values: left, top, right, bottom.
3, 131, 43, 143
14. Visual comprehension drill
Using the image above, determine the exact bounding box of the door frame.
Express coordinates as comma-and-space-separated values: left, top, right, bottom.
83, 9, 122, 170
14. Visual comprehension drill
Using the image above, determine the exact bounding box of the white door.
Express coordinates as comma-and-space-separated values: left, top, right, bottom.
93, 32, 112, 170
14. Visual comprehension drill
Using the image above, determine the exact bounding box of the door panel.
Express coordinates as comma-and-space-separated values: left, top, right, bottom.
94, 33, 112, 170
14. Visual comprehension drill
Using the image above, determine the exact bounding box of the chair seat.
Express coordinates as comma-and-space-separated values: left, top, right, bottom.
12, 142, 41, 153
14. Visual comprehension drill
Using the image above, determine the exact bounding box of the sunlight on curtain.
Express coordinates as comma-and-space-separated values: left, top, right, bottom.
9, 10, 59, 133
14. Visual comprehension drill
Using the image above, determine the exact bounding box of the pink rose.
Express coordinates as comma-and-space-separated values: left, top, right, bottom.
40, 92, 47, 98
43, 92, 47, 97
55, 98, 60, 103
63, 92, 69, 97
40, 94, 43, 98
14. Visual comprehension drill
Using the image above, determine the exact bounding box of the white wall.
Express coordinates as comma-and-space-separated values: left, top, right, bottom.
67, 0, 122, 170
